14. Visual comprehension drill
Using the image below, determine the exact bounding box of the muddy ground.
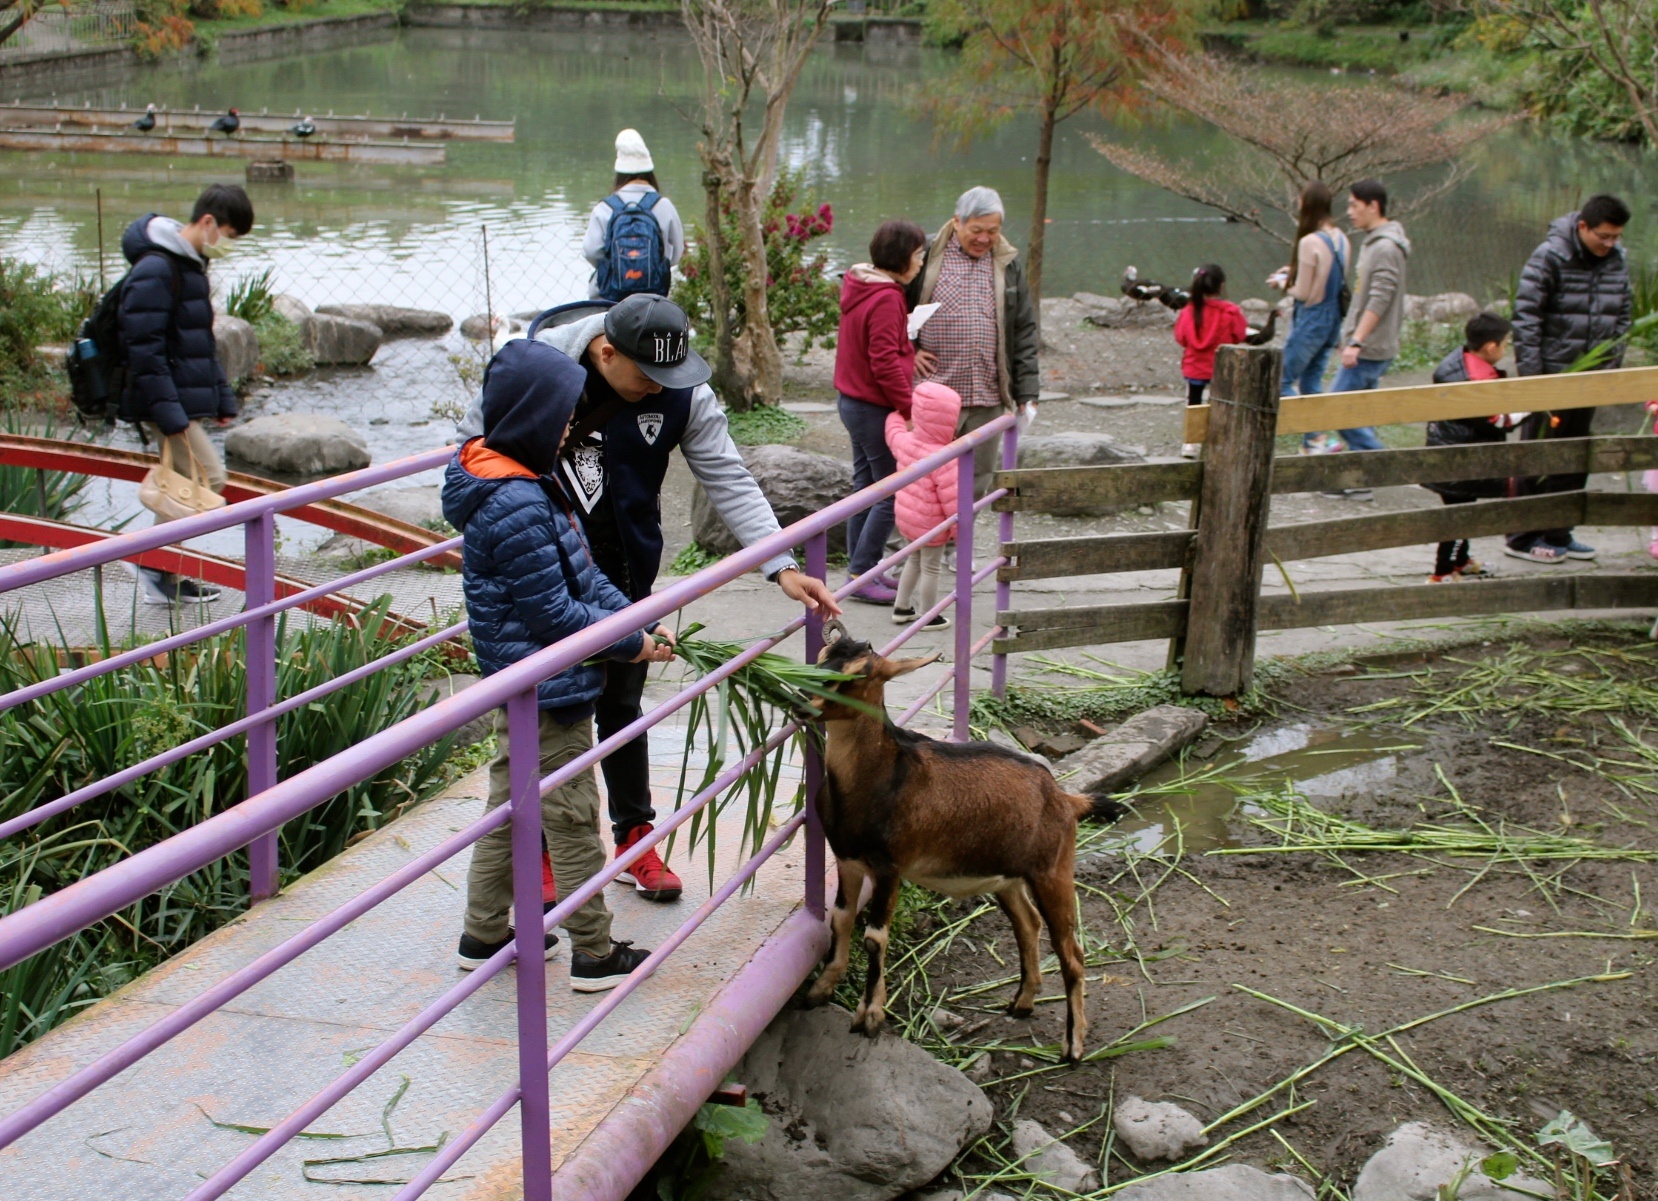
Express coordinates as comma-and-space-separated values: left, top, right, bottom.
852, 625, 1658, 1197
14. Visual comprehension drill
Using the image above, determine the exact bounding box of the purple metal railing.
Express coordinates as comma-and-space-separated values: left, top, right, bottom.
0, 413, 1018, 1199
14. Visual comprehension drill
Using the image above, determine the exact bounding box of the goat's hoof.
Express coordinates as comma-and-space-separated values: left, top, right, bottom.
803, 982, 833, 1008
858, 1013, 885, 1038
1007, 1001, 1035, 1019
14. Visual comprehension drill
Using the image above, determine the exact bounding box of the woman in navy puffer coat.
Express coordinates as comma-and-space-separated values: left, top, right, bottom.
116, 213, 238, 434
441, 338, 649, 715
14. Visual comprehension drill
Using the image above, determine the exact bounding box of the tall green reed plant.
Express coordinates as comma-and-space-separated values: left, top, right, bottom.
0, 596, 461, 1056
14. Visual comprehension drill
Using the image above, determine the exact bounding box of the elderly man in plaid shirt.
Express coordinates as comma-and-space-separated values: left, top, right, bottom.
908, 186, 1041, 493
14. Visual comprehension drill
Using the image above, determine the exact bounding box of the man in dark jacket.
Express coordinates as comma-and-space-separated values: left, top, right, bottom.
1505, 193, 1632, 564
908, 186, 1040, 493
117, 183, 254, 605
442, 338, 673, 990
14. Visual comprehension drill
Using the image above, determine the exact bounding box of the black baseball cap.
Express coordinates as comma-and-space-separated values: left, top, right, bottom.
602, 294, 711, 389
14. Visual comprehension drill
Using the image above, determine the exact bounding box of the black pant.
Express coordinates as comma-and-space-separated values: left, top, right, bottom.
1186, 379, 1208, 406
596, 658, 654, 840
1507, 406, 1595, 551
1434, 493, 1474, 576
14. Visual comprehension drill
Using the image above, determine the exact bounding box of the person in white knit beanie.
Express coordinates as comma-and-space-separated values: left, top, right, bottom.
582, 128, 685, 301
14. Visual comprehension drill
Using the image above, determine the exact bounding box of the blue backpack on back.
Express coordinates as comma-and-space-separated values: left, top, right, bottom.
597, 191, 670, 302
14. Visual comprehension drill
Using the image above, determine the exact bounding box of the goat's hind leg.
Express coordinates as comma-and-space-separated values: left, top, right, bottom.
851, 872, 900, 1036
995, 882, 1045, 1018
1028, 868, 1089, 1062
806, 861, 867, 1007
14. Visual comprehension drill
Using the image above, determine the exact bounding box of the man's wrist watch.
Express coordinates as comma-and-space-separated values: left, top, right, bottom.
1348, 339, 1365, 349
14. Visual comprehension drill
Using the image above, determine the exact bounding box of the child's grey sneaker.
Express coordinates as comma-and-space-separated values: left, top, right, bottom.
570, 940, 651, 992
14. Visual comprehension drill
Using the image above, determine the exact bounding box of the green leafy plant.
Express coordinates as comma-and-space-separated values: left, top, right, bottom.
724, 404, 807, 447
0, 257, 95, 411
0, 414, 92, 541
0, 596, 461, 1054
223, 267, 277, 324
667, 543, 722, 576
673, 168, 839, 375
252, 314, 314, 376
652, 1098, 768, 1201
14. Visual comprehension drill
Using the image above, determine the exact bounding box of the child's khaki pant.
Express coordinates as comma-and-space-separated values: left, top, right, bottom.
464, 709, 613, 957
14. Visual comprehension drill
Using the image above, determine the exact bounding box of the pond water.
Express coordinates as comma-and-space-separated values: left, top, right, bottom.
2, 26, 1656, 548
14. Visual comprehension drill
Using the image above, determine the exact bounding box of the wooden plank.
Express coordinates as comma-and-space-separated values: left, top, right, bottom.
1586, 492, 1658, 526
0, 102, 515, 141
1183, 365, 1658, 442
1257, 573, 1658, 631
1183, 346, 1281, 697
992, 600, 1188, 653
1265, 493, 1587, 562
0, 128, 446, 165
999, 530, 1192, 581
1271, 436, 1658, 495
992, 460, 1201, 512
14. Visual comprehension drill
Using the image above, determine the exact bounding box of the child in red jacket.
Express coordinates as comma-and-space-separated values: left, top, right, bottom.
884, 381, 962, 630
1173, 264, 1248, 407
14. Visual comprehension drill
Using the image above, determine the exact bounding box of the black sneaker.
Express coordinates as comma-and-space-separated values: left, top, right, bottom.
570, 940, 652, 993
456, 928, 560, 972
136, 566, 182, 606
177, 578, 223, 603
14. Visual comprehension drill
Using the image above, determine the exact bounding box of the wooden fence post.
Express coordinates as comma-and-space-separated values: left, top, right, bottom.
1181, 344, 1281, 697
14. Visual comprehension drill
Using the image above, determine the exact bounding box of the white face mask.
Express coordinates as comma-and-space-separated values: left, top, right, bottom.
201, 237, 231, 261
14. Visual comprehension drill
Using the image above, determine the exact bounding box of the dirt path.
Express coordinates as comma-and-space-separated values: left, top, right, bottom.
838, 624, 1658, 1197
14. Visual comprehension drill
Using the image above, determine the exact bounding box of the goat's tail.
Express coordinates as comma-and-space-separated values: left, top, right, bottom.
1075, 792, 1127, 823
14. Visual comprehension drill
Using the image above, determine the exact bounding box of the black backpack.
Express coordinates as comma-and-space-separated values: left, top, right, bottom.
66, 252, 181, 425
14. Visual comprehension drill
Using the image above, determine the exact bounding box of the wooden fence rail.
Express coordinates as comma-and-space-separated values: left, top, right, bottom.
991, 348, 1658, 694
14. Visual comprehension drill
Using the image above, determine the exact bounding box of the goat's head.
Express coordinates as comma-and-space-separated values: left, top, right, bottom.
811, 620, 939, 721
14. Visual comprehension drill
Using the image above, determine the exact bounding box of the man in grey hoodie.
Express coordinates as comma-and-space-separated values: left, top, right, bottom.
1311, 180, 1412, 493
458, 294, 840, 903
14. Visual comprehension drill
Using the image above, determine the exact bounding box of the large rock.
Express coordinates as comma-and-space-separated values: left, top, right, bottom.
1404, 292, 1482, 326
1113, 1096, 1207, 1162
1018, 433, 1145, 470
271, 293, 314, 326
1116, 1164, 1315, 1201
1055, 705, 1209, 797
213, 314, 259, 384
226, 413, 371, 476
703, 1005, 992, 1201
307, 314, 383, 366
1009, 1120, 1099, 1194
690, 444, 854, 557
1352, 1123, 1551, 1201
315, 303, 452, 338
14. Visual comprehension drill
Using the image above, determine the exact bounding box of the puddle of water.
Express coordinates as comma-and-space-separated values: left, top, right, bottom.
1104, 725, 1414, 855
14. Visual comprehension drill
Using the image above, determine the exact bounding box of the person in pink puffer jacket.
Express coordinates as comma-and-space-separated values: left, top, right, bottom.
884, 381, 962, 630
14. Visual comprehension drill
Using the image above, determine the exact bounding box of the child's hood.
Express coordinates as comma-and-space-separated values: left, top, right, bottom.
908, 381, 962, 447
442, 339, 585, 529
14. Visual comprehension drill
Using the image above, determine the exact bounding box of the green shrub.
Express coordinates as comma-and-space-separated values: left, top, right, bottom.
724, 404, 807, 446
0, 257, 95, 411
252, 313, 314, 376
673, 168, 840, 360
1393, 318, 1463, 372
223, 267, 277, 324
0, 597, 461, 1054
667, 543, 722, 576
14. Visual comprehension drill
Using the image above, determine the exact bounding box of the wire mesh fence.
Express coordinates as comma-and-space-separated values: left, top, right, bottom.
1, 1, 138, 59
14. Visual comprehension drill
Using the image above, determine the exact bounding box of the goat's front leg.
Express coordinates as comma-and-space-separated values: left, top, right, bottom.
851, 872, 900, 1036
1028, 867, 1089, 1062
996, 882, 1045, 1018
806, 861, 867, 1007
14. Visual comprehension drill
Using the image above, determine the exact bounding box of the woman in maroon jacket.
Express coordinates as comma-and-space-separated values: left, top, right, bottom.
835, 219, 927, 604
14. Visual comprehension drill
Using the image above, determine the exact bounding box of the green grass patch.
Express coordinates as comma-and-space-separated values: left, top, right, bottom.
725, 405, 807, 447
1213, 21, 1442, 73
667, 543, 722, 576
252, 313, 314, 377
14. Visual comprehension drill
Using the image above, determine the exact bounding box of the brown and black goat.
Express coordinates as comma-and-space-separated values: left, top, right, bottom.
803, 624, 1095, 1061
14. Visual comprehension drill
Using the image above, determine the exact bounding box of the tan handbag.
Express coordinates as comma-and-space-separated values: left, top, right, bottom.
139, 436, 227, 521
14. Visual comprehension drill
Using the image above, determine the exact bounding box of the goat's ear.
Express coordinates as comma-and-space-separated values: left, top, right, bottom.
875, 652, 942, 679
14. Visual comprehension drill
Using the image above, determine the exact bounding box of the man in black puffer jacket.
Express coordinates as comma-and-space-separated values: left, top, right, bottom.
1506, 193, 1631, 564
117, 183, 254, 605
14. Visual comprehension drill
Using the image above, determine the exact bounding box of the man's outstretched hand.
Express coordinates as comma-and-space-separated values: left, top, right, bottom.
778, 568, 842, 617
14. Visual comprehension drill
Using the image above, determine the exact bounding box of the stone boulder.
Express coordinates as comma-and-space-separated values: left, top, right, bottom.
1404, 292, 1482, 326
703, 1005, 992, 1201
226, 413, 371, 476
1113, 1096, 1207, 1162
1014, 433, 1146, 516
315, 304, 452, 338
419, 673, 492, 748
1078, 294, 1176, 328
1009, 1120, 1099, 1194
1116, 1165, 1315, 1201
1055, 705, 1209, 797
213, 315, 259, 384
461, 313, 504, 340
1352, 1123, 1551, 1201
307, 314, 383, 366
691, 444, 854, 557
272, 293, 314, 326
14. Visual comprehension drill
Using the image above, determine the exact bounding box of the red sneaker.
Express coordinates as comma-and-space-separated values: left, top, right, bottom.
541, 848, 557, 911
615, 823, 682, 902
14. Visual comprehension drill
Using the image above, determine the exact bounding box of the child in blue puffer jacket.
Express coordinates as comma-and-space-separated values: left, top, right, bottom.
442, 337, 675, 991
